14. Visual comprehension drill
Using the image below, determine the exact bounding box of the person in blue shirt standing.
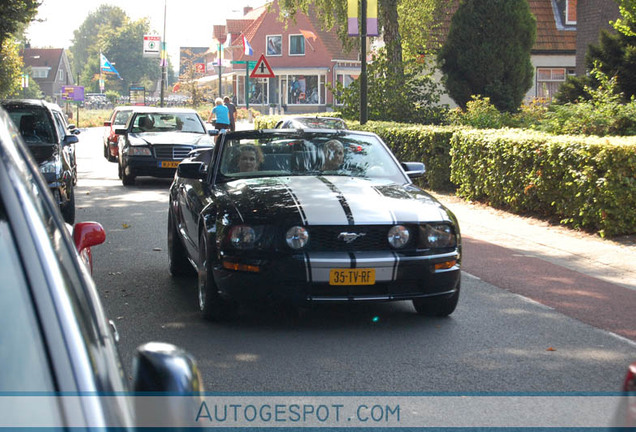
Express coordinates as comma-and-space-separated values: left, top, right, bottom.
208, 98, 230, 130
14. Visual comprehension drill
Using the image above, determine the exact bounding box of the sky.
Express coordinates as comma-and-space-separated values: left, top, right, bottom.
25, 0, 269, 69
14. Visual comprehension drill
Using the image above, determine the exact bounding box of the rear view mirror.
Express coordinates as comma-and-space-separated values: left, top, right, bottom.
401, 162, 426, 179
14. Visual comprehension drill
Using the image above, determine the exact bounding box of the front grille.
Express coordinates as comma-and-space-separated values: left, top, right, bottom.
306, 225, 415, 251
154, 145, 194, 160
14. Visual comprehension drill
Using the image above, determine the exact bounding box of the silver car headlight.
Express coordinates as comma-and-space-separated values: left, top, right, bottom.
229, 225, 258, 249
286, 226, 309, 250
129, 146, 152, 156
40, 159, 61, 174
387, 225, 410, 249
422, 224, 456, 248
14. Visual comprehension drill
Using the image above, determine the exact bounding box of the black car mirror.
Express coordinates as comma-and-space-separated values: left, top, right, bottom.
207, 129, 219, 136
132, 342, 203, 393
402, 162, 426, 179
63, 135, 79, 145
178, 161, 207, 179
115, 128, 127, 135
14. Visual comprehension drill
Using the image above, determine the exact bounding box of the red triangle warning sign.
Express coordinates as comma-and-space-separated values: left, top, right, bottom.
250, 54, 275, 78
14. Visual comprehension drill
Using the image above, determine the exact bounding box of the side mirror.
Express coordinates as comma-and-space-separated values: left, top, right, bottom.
64, 134, 79, 145
177, 161, 207, 180
207, 129, 219, 136
401, 162, 426, 179
132, 342, 203, 393
73, 221, 106, 252
115, 128, 127, 135
103, 120, 112, 127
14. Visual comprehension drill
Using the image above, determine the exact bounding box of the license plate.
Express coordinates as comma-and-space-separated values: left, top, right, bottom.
329, 268, 376, 285
161, 161, 180, 168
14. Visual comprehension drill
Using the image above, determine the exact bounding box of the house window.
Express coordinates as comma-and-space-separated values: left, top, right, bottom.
266, 35, 282, 56
287, 75, 319, 104
237, 76, 269, 105
335, 73, 358, 105
57, 69, 64, 82
32, 68, 49, 79
536, 67, 573, 100
566, 0, 577, 25
289, 35, 305, 56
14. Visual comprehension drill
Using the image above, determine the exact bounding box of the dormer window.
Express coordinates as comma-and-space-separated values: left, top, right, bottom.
566, 0, 577, 25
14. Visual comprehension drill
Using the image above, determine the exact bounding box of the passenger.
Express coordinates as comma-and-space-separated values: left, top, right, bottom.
322, 139, 345, 170
235, 145, 264, 172
138, 116, 154, 132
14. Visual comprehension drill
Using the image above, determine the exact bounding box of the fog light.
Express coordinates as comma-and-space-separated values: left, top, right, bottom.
434, 259, 457, 271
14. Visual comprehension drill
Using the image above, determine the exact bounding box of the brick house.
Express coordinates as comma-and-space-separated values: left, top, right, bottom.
201, 1, 360, 113
21, 48, 75, 104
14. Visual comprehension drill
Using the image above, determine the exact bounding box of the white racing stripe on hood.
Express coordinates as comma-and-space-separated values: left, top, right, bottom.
286, 177, 349, 225
325, 177, 396, 224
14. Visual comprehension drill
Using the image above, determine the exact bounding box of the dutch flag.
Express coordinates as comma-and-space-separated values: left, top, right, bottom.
242, 35, 253, 56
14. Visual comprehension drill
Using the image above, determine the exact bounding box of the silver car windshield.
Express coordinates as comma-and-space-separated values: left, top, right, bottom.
218, 133, 407, 183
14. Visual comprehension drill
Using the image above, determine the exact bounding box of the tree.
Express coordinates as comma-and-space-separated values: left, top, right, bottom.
555, 29, 636, 103
438, 0, 536, 112
0, 0, 40, 99
70, 5, 161, 95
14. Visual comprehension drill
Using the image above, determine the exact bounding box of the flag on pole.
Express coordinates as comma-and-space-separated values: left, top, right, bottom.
100, 53, 122, 79
299, 29, 318, 42
160, 42, 167, 67
367, 0, 379, 36
242, 35, 253, 56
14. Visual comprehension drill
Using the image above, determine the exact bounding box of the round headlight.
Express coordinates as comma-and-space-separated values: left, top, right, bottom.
286, 226, 309, 249
426, 224, 455, 248
229, 225, 257, 249
387, 225, 410, 249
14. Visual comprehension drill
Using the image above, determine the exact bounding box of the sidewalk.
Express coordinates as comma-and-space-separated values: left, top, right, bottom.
430, 191, 636, 292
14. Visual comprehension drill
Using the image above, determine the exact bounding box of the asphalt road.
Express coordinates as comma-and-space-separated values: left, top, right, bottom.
75, 127, 635, 394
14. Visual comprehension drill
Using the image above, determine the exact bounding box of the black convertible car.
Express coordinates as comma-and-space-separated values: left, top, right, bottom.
168, 129, 461, 321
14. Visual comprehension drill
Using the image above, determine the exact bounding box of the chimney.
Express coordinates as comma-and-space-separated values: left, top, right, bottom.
244, 6, 253, 15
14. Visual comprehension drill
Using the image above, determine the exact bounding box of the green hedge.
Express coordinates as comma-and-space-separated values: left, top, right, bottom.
254, 115, 636, 236
450, 129, 636, 237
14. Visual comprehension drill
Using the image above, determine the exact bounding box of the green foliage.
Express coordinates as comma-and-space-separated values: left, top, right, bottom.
448, 95, 550, 130
612, 0, 636, 36
0, 0, 39, 48
438, 0, 536, 112
0, 38, 23, 99
541, 66, 636, 136
335, 48, 446, 124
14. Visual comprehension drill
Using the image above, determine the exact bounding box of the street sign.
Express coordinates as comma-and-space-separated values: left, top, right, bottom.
143, 35, 161, 58
61, 85, 85, 102
250, 54, 275, 78
231, 60, 258, 69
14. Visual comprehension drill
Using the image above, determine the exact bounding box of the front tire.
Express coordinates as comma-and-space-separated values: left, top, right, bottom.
168, 210, 195, 277
121, 162, 135, 186
198, 232, 236, 321
412, 283, 460, 317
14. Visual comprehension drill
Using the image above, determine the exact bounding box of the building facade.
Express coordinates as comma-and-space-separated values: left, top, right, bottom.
21, 48, 75, 104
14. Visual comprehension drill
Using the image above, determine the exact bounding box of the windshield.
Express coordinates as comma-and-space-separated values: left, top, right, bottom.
5, 106, 57, 145
217, 132, 407, 183
131, 112, 205, 133
294, 118, 346, 129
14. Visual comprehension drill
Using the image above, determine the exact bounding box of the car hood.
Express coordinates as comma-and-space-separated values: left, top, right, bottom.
26, 144, 57, 164
130, 131, 212, 146
218, 176, 450, 225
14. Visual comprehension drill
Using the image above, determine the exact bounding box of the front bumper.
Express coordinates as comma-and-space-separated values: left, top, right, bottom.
213, 250, 461, 304
125, 156, 180, 178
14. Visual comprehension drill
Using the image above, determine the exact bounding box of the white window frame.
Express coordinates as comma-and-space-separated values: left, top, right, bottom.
57, 69, 64, 82
266, 35, 282, 57
536, 67, 573, 100
288, 34, 305, 56
31, 68, 49, 79
565, 0, 577, 25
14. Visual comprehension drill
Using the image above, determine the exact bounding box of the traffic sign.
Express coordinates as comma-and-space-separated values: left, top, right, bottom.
143, 35, 161, 58
250, 54, 275, 78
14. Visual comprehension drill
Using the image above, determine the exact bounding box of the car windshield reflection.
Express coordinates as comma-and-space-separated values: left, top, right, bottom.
218, 132, 405, 183
131, 112, 206, 134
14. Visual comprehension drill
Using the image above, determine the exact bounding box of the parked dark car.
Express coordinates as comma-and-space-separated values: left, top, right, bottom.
168, 129, 461, 321
0, 106, 202, 427
116, 107, 215, 185
1, 99, 79, 223
103, 106, 133, 162
275, 116, 347, 130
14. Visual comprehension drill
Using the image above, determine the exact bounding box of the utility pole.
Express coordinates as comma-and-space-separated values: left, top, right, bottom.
160, 0, 167, 107
360, 0, 368, 125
